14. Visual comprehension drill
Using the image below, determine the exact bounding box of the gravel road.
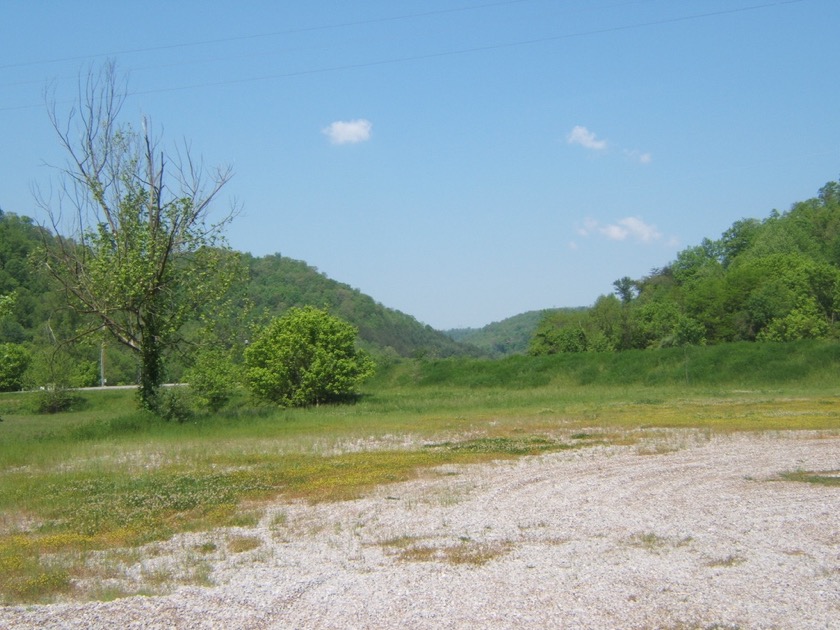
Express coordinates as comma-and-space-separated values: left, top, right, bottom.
2, 430, 838, 629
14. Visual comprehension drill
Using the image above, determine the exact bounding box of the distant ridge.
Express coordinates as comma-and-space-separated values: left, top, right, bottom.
445, 309, 581, 357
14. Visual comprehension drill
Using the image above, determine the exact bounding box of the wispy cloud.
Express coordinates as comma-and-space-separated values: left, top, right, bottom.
567, 125, 607, 151
567, 125, 651, 164
624, 149, 652, 164
322, 119, 372, 145
578, 216, 663, 244
604, 217, 661, 242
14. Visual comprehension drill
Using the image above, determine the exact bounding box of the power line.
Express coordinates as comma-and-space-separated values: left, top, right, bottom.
0, 0, 537, 71
0, 0, 808, 112
130, 1, 811, 96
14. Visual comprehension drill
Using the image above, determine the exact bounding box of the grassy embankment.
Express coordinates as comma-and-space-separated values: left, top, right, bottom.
1, 340, 838, 603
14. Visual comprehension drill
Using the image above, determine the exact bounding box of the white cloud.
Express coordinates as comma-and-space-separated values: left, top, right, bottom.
322, 119, 372, 145
567, 125, 607, 151
600, 223, 631, 241
577, 217, 599, 237
601, 217, 662, 243
579, 216, 663, 244
567, 126, 651, 164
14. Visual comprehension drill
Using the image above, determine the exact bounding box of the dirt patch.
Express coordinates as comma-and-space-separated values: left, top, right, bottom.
2, 431, 838, 629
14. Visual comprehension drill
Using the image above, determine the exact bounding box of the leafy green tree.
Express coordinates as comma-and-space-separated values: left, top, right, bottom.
758, 300, 830, 341
719, 218, 761, 267
612, 276, 638, 304
528, 319, 564, 356
587, 294, 622, 351
0, 343, 30, 391
633, 300, 704, 348
186, 348, 239, 412
0, 212, 57, 345
27, 343, 98, 390
38, 63, 239, 411
726, 253, 838, 340
244, 306, 375, 407
529, 309, 589, 355
0, 293, 14, 319
671, 239, 724, 286
555, 326, 588, 352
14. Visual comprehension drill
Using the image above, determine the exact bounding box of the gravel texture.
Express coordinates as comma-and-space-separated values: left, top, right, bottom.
2, 430, 838, 629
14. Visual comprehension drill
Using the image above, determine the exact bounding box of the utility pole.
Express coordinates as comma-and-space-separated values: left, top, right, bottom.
100, 341, 106, 387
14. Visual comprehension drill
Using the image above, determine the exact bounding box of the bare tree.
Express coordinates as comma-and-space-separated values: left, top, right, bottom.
38, 62, 241, 411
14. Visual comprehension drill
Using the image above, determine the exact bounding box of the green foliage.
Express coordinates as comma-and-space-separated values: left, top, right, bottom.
0, 212, 56, 346
40, 64, 240, 413
445, 310, 549, 356
245, 306, 376, 407
534, 178, 840, 352
2, 210, 476, 388
26, 344, 100, 391
0, 293, 14, 319
185, 349, 239, 412
8, 170, 840, 378
157, 388, 195, 423
757, 300, 829, 341
246, 254, 480, 359
633, 300, 705, 348
0, 344, 30, 392
613, 276, 638, 304
32, 387, 84, 414
528, 308, 593, 355
406, 339, 840, 389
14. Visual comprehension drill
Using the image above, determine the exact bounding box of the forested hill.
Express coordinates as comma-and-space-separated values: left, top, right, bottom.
0, 212, 480, 390
446, 309, 570, 356
6, 176, 840, 378
531, 179, 840, 354
245, 254, 482, 358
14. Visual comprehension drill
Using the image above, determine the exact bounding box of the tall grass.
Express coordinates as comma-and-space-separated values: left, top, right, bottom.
1, 340, 838, 603
389, 340, 840, 390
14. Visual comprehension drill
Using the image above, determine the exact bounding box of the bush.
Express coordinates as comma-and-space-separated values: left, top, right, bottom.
0, 343, 31, 392
244, 306, 375, 407
32, 387, 84, 414
185, 349, 239, 412
158, 387, 195, 423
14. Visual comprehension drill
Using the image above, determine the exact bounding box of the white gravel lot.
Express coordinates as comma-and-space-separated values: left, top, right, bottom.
2, 431, 838, 629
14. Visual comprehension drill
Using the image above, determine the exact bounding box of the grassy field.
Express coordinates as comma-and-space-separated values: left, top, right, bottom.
1, 341, 838, 603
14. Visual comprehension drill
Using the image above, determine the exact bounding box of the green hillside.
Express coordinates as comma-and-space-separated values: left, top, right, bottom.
4, 176, 840, 390
380, 338, 840, 390
0, 215, 482, 390
531, 178, 840, 355
246, 253, 482, 359
446, 309, 572, 356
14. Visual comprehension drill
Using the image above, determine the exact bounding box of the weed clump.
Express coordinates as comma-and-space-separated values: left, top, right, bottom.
33, 387, 84, 414
424, 436, 569, 456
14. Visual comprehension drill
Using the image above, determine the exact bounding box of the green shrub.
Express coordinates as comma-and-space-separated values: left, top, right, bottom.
244, 306, 375, 407
32, 387, 84, 414
185, 349, 239, 412
158, 387, 195, 423
0, 343, 30, 392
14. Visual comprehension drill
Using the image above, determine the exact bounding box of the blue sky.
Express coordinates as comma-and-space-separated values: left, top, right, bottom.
2, 0, 839, 329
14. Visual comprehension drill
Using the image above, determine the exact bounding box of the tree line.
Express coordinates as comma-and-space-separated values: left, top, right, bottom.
530, 179, 840, 355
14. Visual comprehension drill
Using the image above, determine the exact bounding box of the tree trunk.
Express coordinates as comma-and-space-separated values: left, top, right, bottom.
138, 314, 163, 412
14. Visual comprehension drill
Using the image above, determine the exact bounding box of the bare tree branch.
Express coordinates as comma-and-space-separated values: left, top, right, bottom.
38, 62, 242, 411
